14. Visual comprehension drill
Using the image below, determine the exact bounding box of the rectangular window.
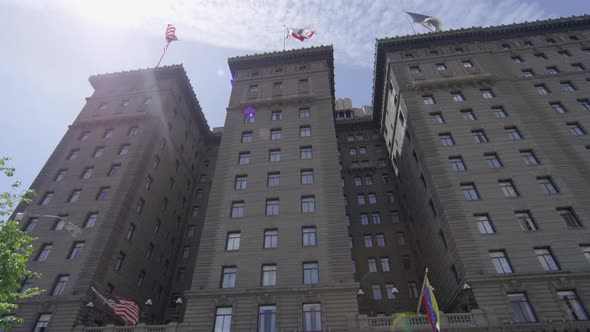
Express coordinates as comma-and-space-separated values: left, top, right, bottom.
221, 267, 237, 288
508, 293, 537, 323
372, 213, 381, 224
430, 112, 445, 124
67, 149, 79, 160
409, 66, 421, 74
360, 213, 369, 225
264, 229, 278, 248
522, 69, 535, 77
40, 192, 54, 205
262, 265, 277, 287
547, 66, 560, 74
302, 196, 315, 213
24, 218, 38, 233
511, 56, 524, 63
119, 145, 129, 155
357, 194, 365, 205
68, 242, 84, 259
238, 152, 251, 165
244, 113, 255, 123
475, 214, 495, 234
461, 183, 480, 200
579, 99, 590, 111
582, 246, 590, 263
515, 211, 538, 231
300, 169, 314, 185
535, 53, 547, 60
368, 193, 377, 204
506, 127, 523, 140
299, 146, 314, 160
376, 234, 385, 247
258, 305, 276, 332
226, 232, 240, 251
93, 147, 104, 158
452, 92, 465, 102
472, 130, 488, 143
439, 133, 454, 146
300, 126, 311, 137
33, 314, 52, 332
54, 169, 67, 182
462, 109, 476, 120
538, 176, 559, 194
567, 122, 586, 136
562, 81, 576, 92
558, 291, 589, 321
115, 251, 125, 271
303, 304, 321, 332
265, 172, 280, 187
365, 176, 373, 185
364, 235, 373, 248
51, 275, 69, 296
436, 63, 447, 71
381, 257, 391, 272
572, 63, 586, 72
235, 175, 248, 190
303, 262, 319, 285
368, 258, 377, 272
493, 106, 508, 118
68, 190, 81, 203
241, 131, 253, 143
136, 199, 145, 215
484, 153, 503, 168
359, 147, 367, 155
298, 79, 310, 90
266, 199, 280, 216
372, 284, 383, 300
395, 232, 407, 246
408, 282, 419, 298
214, 307, 232, 332
349, 148, 356, 156
386, 284, 398, 299
84, 213, 98, 228
535, 247, 560, 271
270, 129, 282, 140
97, 187, 110, 201
499, 180, 519, 197
423, 95, 435, 104
490, 250, 513, 273
299, 107, 310, 118
535, 84, 550, 94
557, 207, 582, 228
271, 110, 283, 120
231, 201, 244, 218
462, 60, 473, 68
520, 150, 540, 165
449, 156, 466, 171
481, 89, 495, 99
303, 227, 317, 246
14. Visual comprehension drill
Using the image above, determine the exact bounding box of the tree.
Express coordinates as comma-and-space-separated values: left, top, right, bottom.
0, 157, 42, 329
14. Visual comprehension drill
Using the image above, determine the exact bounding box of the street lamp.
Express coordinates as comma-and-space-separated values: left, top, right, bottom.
142, 299, 153, 324
175, 297, 183, 322
15, 212, 82, 237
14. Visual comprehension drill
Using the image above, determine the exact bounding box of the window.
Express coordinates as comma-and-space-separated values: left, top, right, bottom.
54, 169, 67, 182
462, 183, 480, 200
522, 69, 535, 77
234, 175, 247, 190
67, 149, 79, 160
462, 60, 473, 68
273, 82, 284, 91
512, 56, 524, 63
39, 192, 54, 205
557, 291, 589, 321
146, 243, 154, 259
558, 50, 571, 57
144, 176, 152, 190
160, 197, 168, 212
472, 130, 488, 143
303, 262, 319, 284
51, 275, 69, 296
535, 84, 550, 94
365, 176, 373, 185
264, 229, 278, 248
267, 172, 280, 187
244, 113, 255, 123
84, 213, 98, 228
186, 225, 195, 238
430, 112, 445, 124
481, 89, 495, 99
104, 129, 113, 139
153, 220, 161, 233
452, 92, 465, 102
300, 126, 311, 137
126, 224, 135, 241
97, 187, 110, 200
368, 258, 377, 272
579, 99, 590, 111
153, 156, 160, 168
303, 304, 321, 332
505, 127, 523, 140
359, 147, 367, 155
562, 81, 576, 92
357, 194, 366, 205
371, 234, 384, 248
349, 148, 356, 156
462, 110, 476, 120
364, 235, 373, 248
547, 66, 560, 74
520, 150, 540, 165
214, 307, 232, 332
303, 227, 317, 246
395, 232, 407, 246
221, 267, 237, 288
439, 133, 454, 146
81, 167, 94, 179
66, 189, 81, 203
128, 127, 138, 136
258, 306, 276, 332
550, 102, 567, 113
386, 284, 398, 299
33, 314, 52, 332
535, 53, 547, 60
231, 201, 244, 218
538, 176, 559, 194
270, 129, 282, 140
508, 293, 537, 323
409, 66, 421, 74
381, 257, 391, 272
436, 63, 447, 71
372, 213, 381, 224
24, 218, 38, 233
572, 63, 585, 71
299, 107, 310, 118
423, 95, 435, 104
557, 207, 582, 228
515, 211, 538, 231
300, 146, 312, 159
499, 180, 519, 197
248, 84, 259, 94
115, 251, 125, 271
391, 211, 400, 224
93, 147, 105, 158
493, 106, 508, 118
348, 236, 353, 249
261, 265, 277, 287
266, 199, 280, 216
67, 242, 84, 260
107, 164, 121, 177
475, 214, 495, 234
484, 153, 502, 168
490, 250, 512, 273
238, 152, 251, 164
302, 196, 315, 213
226, 232, 240, 251
372, 285, 383, 300
455, 48, 464, 53
568, 122, 586, 136
360, 214, 369, 225
298, 79, 310, 90
368, 193, 377, 204
535, 247, 560, 271
241, 131, 253, 143
408, 282, 419, 298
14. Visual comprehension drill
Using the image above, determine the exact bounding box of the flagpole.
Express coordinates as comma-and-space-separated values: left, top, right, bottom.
91, 287, 128, 326
402, 10, 417, 35
283, 26, 287, 51
156, 48, 167, 68
416, 268, 429, 313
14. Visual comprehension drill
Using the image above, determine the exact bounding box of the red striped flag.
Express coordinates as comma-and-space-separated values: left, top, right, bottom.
104, 293, 139, 326
164, 24, 178, 52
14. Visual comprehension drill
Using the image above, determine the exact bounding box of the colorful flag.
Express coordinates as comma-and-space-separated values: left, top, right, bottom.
405, 12, 443, 32
286, 26, 315, 41
104, 293, 139, 326
423, 276, 441, 332
164, 24, 178, 52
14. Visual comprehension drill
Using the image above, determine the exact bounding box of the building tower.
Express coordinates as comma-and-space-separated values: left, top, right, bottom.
13, 65, 219, 331
183, 46, 359, 331
374, 15, 590, 326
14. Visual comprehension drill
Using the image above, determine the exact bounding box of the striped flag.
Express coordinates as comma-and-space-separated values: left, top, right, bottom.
104, 293, 139, 326
423, 276, 441, 332
286, 26, 315, 41
164, 24, 178, 52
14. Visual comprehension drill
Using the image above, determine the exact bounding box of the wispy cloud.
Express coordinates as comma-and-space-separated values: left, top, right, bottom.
5, 0, 548, 67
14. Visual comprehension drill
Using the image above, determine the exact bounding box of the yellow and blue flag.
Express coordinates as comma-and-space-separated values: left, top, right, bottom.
423, 276, 441, 332
405, 12, 443, 32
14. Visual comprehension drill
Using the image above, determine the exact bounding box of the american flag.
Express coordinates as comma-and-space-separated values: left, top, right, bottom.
104, 293, 139, 326
164, 24, 178, 52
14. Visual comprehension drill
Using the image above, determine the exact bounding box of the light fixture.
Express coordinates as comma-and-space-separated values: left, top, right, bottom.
175, 298, 183, 305
463, 283, 471, 290
145, 299, 153, 306
356, 289, 364, 296
86, 302, 94, 308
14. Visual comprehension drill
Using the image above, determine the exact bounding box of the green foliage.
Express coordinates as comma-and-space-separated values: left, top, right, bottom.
0, 157, 42, 329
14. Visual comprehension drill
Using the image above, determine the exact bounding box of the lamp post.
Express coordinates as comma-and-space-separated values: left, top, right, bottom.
15, 212, 82, 237
174, 297, 183, 322
142, 299, 153, 324
83, 301, 94, 326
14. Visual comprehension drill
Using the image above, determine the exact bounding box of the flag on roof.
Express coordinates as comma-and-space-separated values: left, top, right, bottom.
164, 24, 178, 52
423, 276, 441, 332
286, 26, 315, 41
405, 12, 443, 32
104, 293, 139, 326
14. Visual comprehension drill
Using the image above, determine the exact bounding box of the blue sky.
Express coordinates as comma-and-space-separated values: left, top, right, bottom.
0, 0, 588, 193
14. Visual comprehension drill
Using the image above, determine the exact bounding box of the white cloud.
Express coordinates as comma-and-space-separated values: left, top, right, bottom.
4, 0, 548, 67
215, 68, 225, 77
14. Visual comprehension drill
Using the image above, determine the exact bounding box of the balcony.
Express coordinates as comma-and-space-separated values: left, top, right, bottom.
75, 323, 189, 332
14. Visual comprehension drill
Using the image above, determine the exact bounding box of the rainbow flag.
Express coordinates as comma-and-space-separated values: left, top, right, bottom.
423, 276, 441, 332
